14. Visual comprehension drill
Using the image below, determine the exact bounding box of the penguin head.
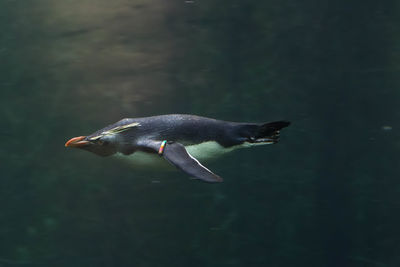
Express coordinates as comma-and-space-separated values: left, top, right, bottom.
66, 121, 140, 156
65, 133, 118, 157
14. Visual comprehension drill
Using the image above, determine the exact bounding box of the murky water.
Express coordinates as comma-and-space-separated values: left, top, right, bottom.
1, 0, 399, 266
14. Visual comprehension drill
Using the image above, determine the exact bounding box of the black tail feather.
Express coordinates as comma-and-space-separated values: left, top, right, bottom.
256, 121, 290, 137
232, 120, 290, 146
246, 120, 290, 144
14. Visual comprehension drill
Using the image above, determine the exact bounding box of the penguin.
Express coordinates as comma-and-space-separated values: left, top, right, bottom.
65, 114, 290, 183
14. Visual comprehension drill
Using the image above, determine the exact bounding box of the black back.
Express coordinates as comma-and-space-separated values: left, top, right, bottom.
114, 114, 236, 146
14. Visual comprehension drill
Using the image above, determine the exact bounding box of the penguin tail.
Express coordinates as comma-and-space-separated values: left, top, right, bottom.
240, 120, 290, 144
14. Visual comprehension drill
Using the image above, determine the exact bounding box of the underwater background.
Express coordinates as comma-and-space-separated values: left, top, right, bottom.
1, 0, 399, 266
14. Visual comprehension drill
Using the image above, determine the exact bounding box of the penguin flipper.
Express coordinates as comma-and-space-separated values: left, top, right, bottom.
163, 142, 223, 183
138, 140, 223, 183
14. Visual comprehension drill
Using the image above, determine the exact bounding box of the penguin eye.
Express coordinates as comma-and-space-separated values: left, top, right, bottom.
88, 135, 109, 145
96, 139, 109, 146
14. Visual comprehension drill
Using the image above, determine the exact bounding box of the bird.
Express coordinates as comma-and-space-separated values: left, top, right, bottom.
65, 114, 290, 183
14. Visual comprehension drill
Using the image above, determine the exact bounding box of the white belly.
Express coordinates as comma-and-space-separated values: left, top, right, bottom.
113, 141, 270, 168
113, 141, 233, 167
186, 141, 235, 160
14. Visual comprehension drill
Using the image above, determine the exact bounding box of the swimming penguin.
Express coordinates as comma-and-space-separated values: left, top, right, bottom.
65, 114, 290, 183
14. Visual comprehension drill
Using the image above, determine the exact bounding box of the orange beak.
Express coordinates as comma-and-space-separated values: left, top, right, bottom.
65, 136, 89, 147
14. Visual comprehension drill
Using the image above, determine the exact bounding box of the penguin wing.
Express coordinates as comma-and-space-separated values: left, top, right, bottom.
137, 140, 223, 183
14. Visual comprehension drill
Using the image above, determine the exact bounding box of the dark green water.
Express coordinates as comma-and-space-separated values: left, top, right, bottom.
1, 0, 399, 266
